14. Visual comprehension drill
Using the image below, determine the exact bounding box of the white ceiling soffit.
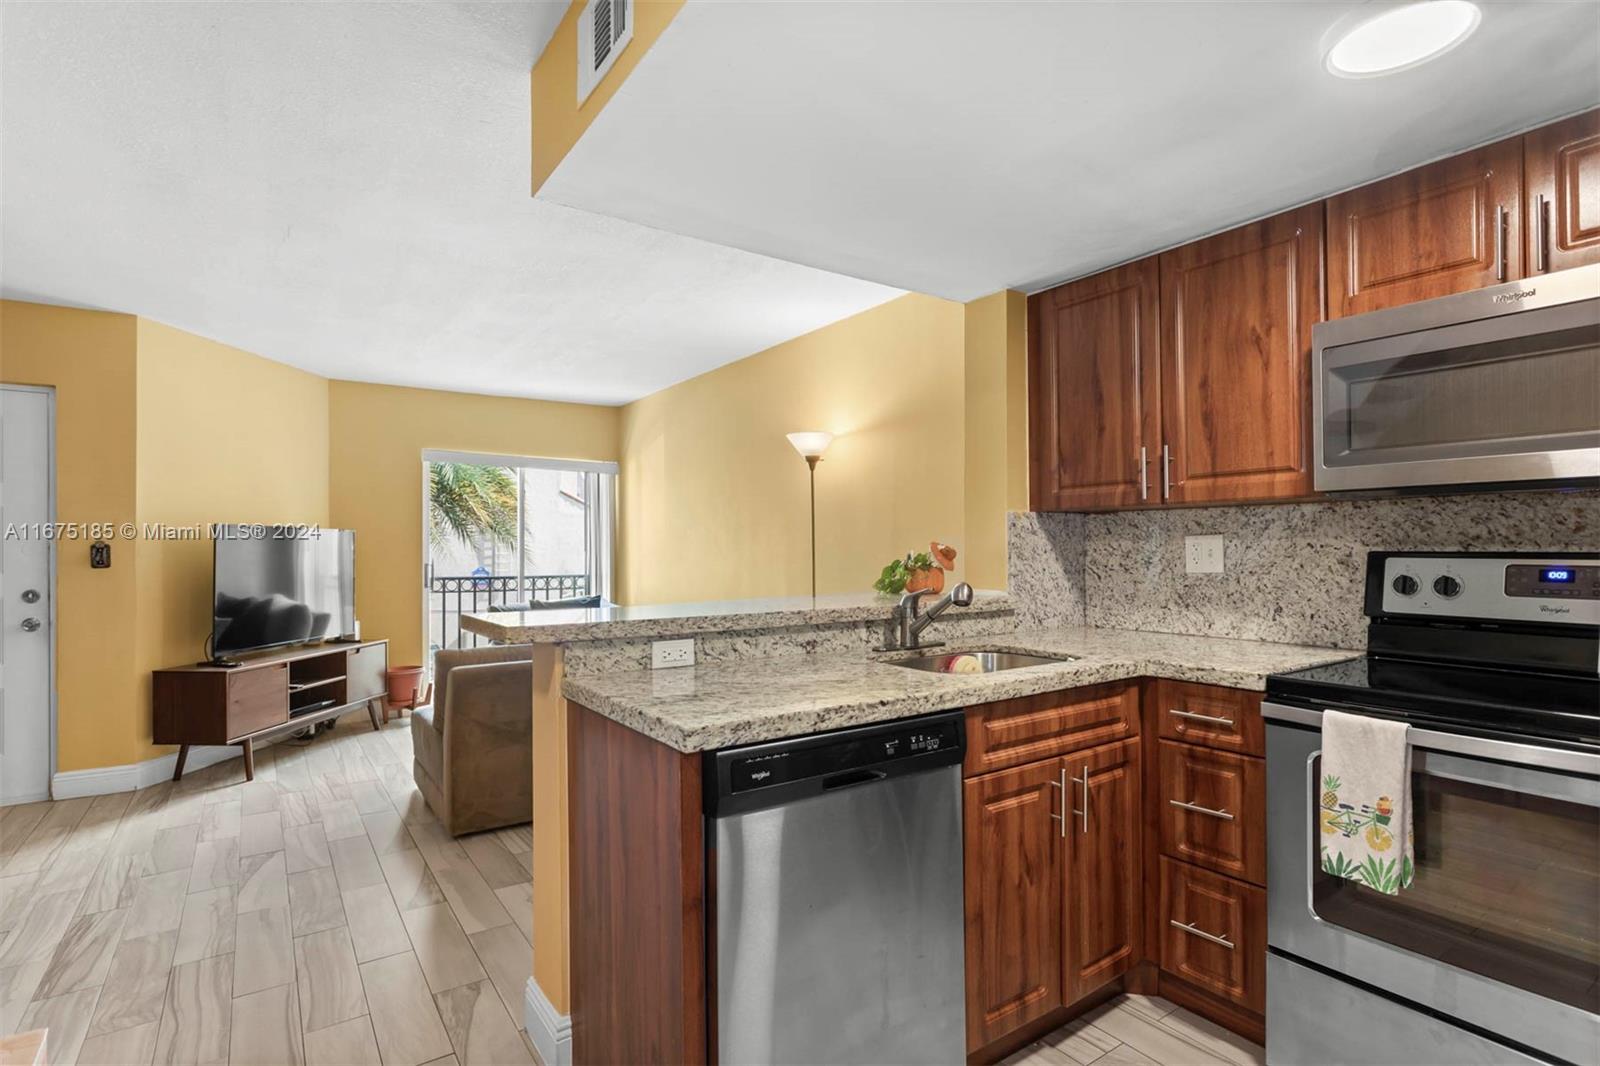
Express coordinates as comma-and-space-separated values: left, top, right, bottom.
541, 1, 1600, 301
0, 1, 902, 406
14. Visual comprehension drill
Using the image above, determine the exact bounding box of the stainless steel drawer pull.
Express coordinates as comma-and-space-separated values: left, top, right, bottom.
1170, 920, 1235, 950
1048, 767, 1066, 838
1168, 709, 1235, 727
1073, 765, 1089, 834
1494, 204, 1507, 281
1169, 799, 1234, 820
1139, 446, 1148, 501
1535, 193, 1549, 272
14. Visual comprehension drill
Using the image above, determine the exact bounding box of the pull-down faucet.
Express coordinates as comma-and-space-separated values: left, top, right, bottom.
893, 582, 975, 650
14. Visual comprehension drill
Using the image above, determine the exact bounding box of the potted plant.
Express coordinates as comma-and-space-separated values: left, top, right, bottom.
873, 542, 958, 596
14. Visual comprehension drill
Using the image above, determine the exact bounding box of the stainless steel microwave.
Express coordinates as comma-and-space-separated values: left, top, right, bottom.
1313, 263, 1600, 493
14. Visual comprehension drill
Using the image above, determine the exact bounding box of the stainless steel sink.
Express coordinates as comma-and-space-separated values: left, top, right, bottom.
886, 650, 1074, 674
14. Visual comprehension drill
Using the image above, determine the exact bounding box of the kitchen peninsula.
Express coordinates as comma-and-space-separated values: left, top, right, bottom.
461, 593, 1354, 1065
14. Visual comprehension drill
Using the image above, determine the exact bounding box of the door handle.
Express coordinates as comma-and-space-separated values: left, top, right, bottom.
1169, 798, 1234, 820
1494, 204, 1507, 281
1535, 193, 1549, 272
20, 618, 41, 633
1170, 920, 1235, 950
1168, 708, 1236, 728
1139, 446, 1148, 501
1072, 765, 1089, 834
1161, 444, 1172, 500
1048, 767, 1066, 838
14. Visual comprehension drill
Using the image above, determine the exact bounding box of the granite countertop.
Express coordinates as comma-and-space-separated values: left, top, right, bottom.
561, 625, 1358, 752
459, 589, 1013, 644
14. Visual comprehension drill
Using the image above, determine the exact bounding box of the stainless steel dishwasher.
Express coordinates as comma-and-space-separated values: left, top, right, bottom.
705, 710, 967, 1064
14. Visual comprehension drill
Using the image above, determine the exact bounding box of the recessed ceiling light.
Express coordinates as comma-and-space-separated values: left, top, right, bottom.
1326, 1, 1482, 78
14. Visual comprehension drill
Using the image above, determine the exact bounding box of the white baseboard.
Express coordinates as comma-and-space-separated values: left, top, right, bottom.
524, 978, 571, 1066
52, 740, 268, 798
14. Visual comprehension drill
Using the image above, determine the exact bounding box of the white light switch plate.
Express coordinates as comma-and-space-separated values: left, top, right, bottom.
1185, 535, 1225, 574
651, 638, 695, 669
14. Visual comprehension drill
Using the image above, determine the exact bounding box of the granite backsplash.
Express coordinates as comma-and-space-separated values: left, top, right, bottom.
1009, 490, 1600, 650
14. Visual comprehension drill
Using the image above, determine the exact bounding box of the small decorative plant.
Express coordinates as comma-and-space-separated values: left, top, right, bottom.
874, 542, 958, 595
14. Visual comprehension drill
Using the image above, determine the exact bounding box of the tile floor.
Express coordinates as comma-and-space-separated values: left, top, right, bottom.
1000, 993, 1265, 1066
0, 712, 536, 1066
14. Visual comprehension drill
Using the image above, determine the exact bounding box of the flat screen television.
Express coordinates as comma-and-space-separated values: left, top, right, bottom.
212, 526, 355, 656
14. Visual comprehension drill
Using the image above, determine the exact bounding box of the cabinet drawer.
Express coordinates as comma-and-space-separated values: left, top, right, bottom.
1158, 741, 1265, 885
226, 663, 288, 739
1158, 858, 1264, 1013
347, 642, 388, 702
1154, 681, 1263, 757
964, 683, 1138, 777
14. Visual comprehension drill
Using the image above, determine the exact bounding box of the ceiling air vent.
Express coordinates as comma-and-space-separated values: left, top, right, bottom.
577, 0, 634, 104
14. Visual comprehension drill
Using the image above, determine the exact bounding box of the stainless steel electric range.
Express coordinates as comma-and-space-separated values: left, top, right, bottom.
1264, 551, 1599, 1066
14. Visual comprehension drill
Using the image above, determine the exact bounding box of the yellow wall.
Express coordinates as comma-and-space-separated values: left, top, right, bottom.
617, 293, 969, 604
962, 290, 1028, 590
1, 300, 143, 772
327, 382, 621, 668
132, 319, 331, 762
531, 0, 686, 193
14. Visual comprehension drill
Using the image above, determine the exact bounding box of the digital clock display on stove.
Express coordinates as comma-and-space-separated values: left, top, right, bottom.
1541, 568, 1576, 583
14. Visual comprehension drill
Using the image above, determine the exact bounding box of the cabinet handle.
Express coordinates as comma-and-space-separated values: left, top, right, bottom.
1161, 444, 1172, 500
1494, 204, 1507, 281
1168, 708, 1236, 728
1048, 767, 1066, 838
1535, 193, 1549, 272
1139, 446, 1148, 501
1170, 920, 1235, 950
1072, 765, 1089, 834
1169, 798, 1234, 821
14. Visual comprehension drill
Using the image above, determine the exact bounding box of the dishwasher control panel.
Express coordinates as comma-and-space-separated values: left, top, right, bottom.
707, 710, 966, 817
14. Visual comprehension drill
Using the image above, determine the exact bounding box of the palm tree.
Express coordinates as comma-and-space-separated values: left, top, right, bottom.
427, 463, 518, 556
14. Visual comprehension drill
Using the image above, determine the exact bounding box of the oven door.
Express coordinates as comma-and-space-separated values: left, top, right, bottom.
1312, 264, 1600, 492
1265, 705, 1600, 1065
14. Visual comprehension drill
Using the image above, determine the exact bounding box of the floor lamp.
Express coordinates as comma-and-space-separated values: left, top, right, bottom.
786, 431, 833, 600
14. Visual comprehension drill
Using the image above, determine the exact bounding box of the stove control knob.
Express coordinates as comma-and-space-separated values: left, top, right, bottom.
1432, 575, 1462, 598
1391, 574, 1419, 596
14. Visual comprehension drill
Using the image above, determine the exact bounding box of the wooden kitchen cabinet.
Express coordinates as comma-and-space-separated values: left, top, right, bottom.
1326, 137, 1523, 317
1158, 204, 1322, 504
1526, 109, 1600, 274
963, 682, 1139, 778
1028, 258, 1161, 511
1158, 857, 1266, 1013
963, 759, 1064, 1051
1061, 738, 1142, 1005
1158, 739, 1266, 886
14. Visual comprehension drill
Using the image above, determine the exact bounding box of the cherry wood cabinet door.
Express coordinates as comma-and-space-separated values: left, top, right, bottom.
1526, 109, 1600, 274
1159, 858, 1266, 1013
1158, 740, 1266, 886
1326, 137, 1523, 317
1158, 205, 1322, 505
963, 760, 1064, 1051
1028, 258, 1161, 511
1061, 739, 1142, 1006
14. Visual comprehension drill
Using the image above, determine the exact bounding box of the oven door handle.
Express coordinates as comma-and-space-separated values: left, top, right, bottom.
1263, 702, 1600, 777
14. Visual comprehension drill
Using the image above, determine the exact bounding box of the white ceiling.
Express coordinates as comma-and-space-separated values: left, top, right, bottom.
0, 1, 903, 405
542, 1, 1600, 301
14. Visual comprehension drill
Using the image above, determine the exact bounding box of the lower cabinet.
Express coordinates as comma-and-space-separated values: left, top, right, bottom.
963, 736, 1142, 1053
1158, 857, 1266, 1013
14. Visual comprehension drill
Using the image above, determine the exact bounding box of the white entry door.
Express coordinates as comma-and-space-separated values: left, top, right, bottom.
0, 386, 55, 805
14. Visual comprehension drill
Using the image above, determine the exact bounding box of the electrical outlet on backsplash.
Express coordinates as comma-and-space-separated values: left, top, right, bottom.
1008, 490, 1600, 650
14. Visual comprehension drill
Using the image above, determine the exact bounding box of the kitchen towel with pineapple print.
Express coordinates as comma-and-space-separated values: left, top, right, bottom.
1319, 710, 1414, 894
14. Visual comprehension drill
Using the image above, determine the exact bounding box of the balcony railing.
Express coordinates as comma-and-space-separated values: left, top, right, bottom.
428, 572, 590, 652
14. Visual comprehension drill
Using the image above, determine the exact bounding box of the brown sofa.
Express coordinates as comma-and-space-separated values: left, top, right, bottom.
412, 644, 533, 836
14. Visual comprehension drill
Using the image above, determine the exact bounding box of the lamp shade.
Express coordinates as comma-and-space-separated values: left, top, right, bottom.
786, 431, 834, 459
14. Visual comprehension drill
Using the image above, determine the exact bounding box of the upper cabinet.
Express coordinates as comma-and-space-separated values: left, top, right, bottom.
1159, 206, 1322, 504
1525, 109, 1600, 275
1029, 259, 1160, 512
1027, 111, 1599, 512
1326, 138, 1522, 318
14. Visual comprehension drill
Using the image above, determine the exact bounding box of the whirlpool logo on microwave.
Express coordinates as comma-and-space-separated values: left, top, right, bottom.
1493, 287, 1537, 304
